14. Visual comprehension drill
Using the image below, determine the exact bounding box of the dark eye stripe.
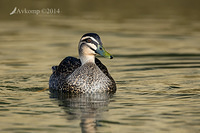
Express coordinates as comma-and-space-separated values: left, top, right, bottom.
82, 38, 92, 43
81, 38, 99, 46
86, 38, 92, 43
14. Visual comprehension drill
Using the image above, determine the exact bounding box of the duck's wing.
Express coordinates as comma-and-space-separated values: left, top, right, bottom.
49, 56, 81, 90
95, 58, 112, 80
95, 58, 116, 92
52, 57, 111, 78
50, 57, 116, 92
56, 56, 81, 75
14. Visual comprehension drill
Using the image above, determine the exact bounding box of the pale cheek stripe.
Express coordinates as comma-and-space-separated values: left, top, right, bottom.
81, 36, 90, 40
81, 36, 99, 44
87, 43, 97, 50
90, 37, 99, 45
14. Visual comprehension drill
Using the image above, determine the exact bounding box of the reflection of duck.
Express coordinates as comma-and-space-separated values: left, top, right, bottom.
49, 33, 116, 93
50, 92, 113, 133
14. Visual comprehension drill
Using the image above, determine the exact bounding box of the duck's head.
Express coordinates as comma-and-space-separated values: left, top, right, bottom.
79, 33, 113, 65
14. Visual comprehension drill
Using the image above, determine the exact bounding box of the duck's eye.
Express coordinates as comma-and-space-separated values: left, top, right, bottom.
99, 47, 103, 50
86, 39, 92, 43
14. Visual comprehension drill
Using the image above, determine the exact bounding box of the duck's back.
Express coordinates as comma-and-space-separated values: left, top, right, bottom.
49, 57, 116, 93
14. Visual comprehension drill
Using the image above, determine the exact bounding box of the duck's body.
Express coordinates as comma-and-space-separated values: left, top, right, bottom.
49, 33, 116, 93
49, 57, 116, 93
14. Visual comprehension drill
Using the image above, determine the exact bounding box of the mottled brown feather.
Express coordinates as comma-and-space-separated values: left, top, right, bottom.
49, 56, 116, 93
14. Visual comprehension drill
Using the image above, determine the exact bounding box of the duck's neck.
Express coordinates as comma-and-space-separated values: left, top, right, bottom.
80, 55, 95, 65
79, 43, 96, 65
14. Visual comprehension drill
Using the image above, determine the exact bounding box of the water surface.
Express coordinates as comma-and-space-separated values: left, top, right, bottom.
0, 0, 200, 133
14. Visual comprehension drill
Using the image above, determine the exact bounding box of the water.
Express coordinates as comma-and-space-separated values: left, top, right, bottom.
1, 0, 200, 133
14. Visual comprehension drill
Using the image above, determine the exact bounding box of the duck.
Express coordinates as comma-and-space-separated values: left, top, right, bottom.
49, 33, 116, 94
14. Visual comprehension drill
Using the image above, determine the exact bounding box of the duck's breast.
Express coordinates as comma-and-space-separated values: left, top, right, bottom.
66, 63, 112, 92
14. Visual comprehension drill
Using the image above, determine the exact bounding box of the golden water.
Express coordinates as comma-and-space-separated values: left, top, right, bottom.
0, 0, 200, 133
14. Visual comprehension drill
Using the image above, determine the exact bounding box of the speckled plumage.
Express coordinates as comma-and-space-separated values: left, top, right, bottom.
49, 33, 116, 94
49, 57, 116, 93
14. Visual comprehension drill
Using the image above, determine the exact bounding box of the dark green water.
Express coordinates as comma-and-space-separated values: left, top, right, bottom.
0, 0, 200, 133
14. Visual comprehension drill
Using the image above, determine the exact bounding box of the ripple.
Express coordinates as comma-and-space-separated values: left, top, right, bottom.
125, 62, 200, 67
122, 65, 200, 71
114, 53, 200, 58
19, 87, 48, 92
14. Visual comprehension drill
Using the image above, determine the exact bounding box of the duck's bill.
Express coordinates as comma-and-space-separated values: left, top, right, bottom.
96, 45, 113, 59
